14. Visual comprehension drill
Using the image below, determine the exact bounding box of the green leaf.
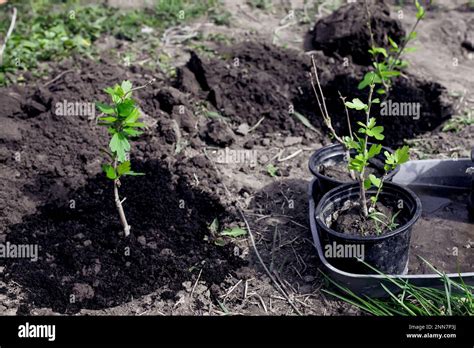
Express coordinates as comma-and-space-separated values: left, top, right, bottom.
343, 136, 359, 150
388, 36, 398, 49
117, 161, 131, 176
123, 128, 143, 137
214, 238, 226, 247
124, 108, 140, 124
96, 102, 115, 115
117, 99, 135, 118
109, 133, 130, 162
104, 87, 116, 97
366, 126, 385, 140
364, 178, 372, 190
358, 71, 382, 90
415, 0, 425, 20
293, 111, 318, 132
395, 145, 410, 165
349, 154, 366, 173
368, 144, 382, 158
376, 88, 386, 95
102, 164, 117, 180
114, 85, 125, 97
367, 118, 376, 129
368, 47, 388, 58
345, 98, 368, 111
372, 98, 380, 104
381, 70, 401, 78
369, 174, 382, 188
126, 122, 147, 128
209, 218, 219, 235
205, 111, 224, 119
99, 116, 117, 122
266, 164, 278, 177
121, 80, 132, 95
220, 227, 247, 238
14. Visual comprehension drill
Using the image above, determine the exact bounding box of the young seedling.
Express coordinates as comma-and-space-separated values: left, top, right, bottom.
309, 0, 424, 233
96, 79, 154, 237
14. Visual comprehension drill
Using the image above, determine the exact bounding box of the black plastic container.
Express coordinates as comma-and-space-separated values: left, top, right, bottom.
308, 143, 400, 195
314, 182, 422, 274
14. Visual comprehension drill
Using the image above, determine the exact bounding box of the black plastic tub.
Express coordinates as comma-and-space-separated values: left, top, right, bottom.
308, 143, 400, 195
315, 182, 422, 274
308, 158, 474, 297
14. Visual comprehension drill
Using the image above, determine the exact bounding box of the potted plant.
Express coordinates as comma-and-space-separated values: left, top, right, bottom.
310, 0, 425, 274
308, 0, 426, 195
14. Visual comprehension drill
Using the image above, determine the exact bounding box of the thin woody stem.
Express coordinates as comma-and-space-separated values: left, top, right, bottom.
359, 83, 376, 218
122, 78, 156, 101
338, 91, 356, 180
309, 55, 345, 145
113, 159, 131, 236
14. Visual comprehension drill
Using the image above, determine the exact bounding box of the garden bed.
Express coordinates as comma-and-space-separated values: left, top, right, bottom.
0, 0, 472, 316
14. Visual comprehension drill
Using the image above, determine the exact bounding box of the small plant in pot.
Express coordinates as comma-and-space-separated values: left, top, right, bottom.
308, 0, 425, 195
311, 1, 425, 274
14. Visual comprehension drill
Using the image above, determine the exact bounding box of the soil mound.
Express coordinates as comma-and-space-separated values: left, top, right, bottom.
2, 160, 244, 314
310, 0, 405, 65
176, 42, 451, 145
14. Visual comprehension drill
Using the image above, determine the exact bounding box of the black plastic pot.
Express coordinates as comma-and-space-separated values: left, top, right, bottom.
314, 182, 422, 275
308, 143, 400, 195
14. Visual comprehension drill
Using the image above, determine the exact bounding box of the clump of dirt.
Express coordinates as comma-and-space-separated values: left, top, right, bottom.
175, 42, 328, 137
310, 0, 405, 65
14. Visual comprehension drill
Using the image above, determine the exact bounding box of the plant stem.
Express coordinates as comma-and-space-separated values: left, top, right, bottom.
388, 17, 422, 72
309, 55, 345, 145
370, 173, 387, 211
359, 83, 375, 218
338, 91, 356, 180
121, 78, 156, 101
113, 159, 131, 237
364, 0, 389, 91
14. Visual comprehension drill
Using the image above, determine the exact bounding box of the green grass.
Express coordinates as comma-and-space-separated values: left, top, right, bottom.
442, 109, 473, 133
0, 0, 226, 86
322, 259, 473, 316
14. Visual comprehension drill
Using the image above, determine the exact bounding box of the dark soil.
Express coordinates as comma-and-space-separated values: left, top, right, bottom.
2, 160, 244, 314
0, 57, 244, 314
330, 199, 409, 237
175, 42, 321, 137
319, 162, 382, 182
174, 41, 452, 146
0, 1, 469, 315
310, 1, 405, 65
